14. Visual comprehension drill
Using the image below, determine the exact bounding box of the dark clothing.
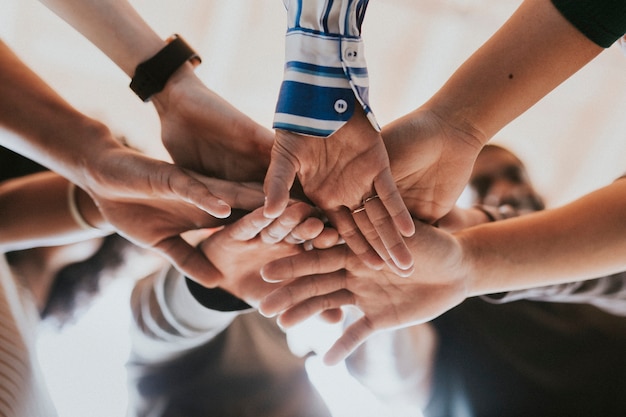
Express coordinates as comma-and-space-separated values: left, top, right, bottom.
425, 297, 626, 417
551, 0, 626, 47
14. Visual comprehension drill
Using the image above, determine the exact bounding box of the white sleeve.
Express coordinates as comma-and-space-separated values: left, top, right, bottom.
129, 267, 239, 364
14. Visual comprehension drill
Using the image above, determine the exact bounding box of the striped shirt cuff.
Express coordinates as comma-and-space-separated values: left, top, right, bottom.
274, 30, 379, 137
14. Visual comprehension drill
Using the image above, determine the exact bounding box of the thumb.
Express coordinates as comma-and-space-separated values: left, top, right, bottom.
154, 236, 222, 287
263, 148, 298, 219
323, 318, 374, 366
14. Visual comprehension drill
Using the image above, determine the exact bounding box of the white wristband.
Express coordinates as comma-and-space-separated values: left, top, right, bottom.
67, 182, 99, 231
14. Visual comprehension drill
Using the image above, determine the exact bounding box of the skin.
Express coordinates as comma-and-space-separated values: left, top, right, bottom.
0, 30, 271, 285
197, 202, 338, 307
255, 0, 622, 364
265, 108, 416, 275
39, 0, 275, 183
381, 0, 602, 224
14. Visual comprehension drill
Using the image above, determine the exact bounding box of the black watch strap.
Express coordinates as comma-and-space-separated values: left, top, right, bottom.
130, 34, 201, 102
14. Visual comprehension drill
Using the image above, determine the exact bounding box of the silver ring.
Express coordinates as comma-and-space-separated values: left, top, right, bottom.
351, 205, 366, 214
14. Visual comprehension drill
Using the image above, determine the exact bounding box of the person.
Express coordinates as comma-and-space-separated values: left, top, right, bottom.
257, 0, 626, 363
264, 0, 415, 274
343, 144, 626, 417
0, 146, 146, 328
1, 10, 269, 285
0, 146, 153, 416
126, 202, 340, 417
37, 0, 415, 276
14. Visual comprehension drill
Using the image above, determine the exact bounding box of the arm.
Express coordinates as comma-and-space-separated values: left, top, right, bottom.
259, 178, 626, 364
130, 201, 331, 363
382, 0, 607, 222
443, 203, 626, 315
0, 172, 110, 252
38, 0, 274, 182
0, 40, 266, 284
263, 0, 415, 274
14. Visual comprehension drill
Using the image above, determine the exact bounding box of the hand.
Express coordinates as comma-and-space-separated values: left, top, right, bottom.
264, 108, 415, 274
198, 201, 332, 306
383, 108, 483, 223
436, 206, 493, 232
83, 144, 265, 286
259, 220, 469, 365
152, 67, 274, 182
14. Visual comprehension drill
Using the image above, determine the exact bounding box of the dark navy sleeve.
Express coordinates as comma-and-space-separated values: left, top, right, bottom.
551, 0, 626, 47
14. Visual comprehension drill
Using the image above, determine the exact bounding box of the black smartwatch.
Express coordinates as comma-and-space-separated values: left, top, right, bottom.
130, 34, 201, 101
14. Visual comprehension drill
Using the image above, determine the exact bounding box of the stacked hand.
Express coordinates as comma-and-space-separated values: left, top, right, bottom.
263, 108, 415, 275
383, 108, 484, 223
83, 141, 266, 287
259, 219, 470, 365
198, 201, 340, 307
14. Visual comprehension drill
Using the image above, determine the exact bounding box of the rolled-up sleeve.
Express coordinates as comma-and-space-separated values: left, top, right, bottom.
273, 0, 379, 137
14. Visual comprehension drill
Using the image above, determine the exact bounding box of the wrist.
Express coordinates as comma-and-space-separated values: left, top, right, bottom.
130, 34, 201, 102
454, 229, 489, 298
72, 183, 113, 232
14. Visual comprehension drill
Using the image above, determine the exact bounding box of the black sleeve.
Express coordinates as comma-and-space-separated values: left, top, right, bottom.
551, 0, 626, 47
185, 278, 253, 312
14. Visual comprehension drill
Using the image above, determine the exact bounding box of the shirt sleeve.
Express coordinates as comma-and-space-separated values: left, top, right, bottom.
481, 273, 626, 317
551, 0, 626, 48
128, 267, 239, 363
273, 0, 379, 137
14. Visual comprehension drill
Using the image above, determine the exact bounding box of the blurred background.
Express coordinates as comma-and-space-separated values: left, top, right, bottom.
1, 1, 625, 416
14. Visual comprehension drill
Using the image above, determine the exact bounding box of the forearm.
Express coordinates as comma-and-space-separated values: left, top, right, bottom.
38, 0, 164, 76
0, 41, 121, 186
0, 172, 109, 251
461, 179, 626, 295
422, 0, 603, 142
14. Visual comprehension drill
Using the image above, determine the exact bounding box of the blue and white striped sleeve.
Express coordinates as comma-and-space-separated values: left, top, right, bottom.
273, 0, 380, 137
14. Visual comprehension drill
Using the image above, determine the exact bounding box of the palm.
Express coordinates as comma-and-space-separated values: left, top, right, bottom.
383, 109, 482, 223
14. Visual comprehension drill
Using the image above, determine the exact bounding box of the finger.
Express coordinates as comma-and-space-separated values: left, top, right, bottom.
363, 195, 414, 272
153, 235, 222, 287
261, 202, 320, 243
318, 308, 344, 324
187, 173, 266, 212
288, 217, 325, 242
260, 245, 349, 283
323, 317, 376, 366
276, 289, 355, 328
263, 143, 298, 219
374, 171, 415, 237
227, 206, 274, 241
259, 270, 348, 317
326, 208, 384, 270
310, 227, 341, 249
351, 207, 394, 267
161, 167, 231, 219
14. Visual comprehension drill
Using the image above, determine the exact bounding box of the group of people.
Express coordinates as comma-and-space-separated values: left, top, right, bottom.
1, 0, 625, 416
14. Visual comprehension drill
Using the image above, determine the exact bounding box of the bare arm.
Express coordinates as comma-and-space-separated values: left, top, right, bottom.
384, 0, 604, 222
38, 0, 274, 182
258, 180, 626, 364
463, 178, 626, 295
0, 172, 109, 252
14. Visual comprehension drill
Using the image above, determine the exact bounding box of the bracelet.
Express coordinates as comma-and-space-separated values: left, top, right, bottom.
130, 34, 201, 102
67, 183, 99, 231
